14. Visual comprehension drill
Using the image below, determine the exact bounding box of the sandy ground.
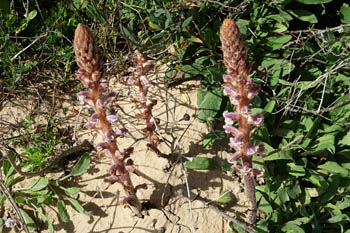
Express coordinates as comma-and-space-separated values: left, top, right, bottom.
0, 73, 247, 233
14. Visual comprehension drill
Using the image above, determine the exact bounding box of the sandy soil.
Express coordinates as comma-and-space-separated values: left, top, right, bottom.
0, 73, 247, 233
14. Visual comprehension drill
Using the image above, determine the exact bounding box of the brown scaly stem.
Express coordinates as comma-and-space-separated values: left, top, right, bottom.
74, 24, 144, 217
130, 50, 163, 156
220, 19, 265, 226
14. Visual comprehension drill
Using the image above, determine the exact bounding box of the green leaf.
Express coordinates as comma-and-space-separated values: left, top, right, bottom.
261, 58, 295, 87
266, 35, 292, 50
340, 4, 350, 23
70, 153, 90, 177
37, 207, 54, 233
288, 163, 305, 177
281, 223, 305, 233
217, 190, 234, 206
121, 25, 138, 44
68, 199, 92, 216
229, 220, 246, 233
182, 16, 193, 29
203, 130, 225, 149
288, 9, 318, 23
278, 189, 290, 203
57, 200, 70, 223
184, 157, 216, 170
148, 21, 162, 31
26, 177, 49, 192
197, 88, 222, 122
328, 214, 350, 223
296, 0, 333, 4
318, 161, 349, 177
27, 10, 37, 20
19, 208, 37, 231
339, 131, 350, 146
62, 187, 80, 196
319, 175, 340, 204
264, 100, 276, 113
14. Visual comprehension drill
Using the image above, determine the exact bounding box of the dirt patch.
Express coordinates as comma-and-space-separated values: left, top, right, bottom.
0, 76, 247, 233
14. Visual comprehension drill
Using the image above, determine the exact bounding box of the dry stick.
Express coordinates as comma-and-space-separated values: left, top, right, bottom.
11, 33, 46, 61
0, 178, 30, 233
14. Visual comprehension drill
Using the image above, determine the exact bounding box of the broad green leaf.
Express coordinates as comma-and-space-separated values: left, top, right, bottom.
328, 214, 349, 223
26, 177, 49, 192
336, 197, 350, 210
261, 58, 295, 87
27, 10, 37, 20
319, 175, 340, 204
148, 21, 162, 31
296, 0, 333, 4
266, 35, 292, 50
288, 9, 318, 23
15, 196, 25, 204
318, 161, 349, 177
229, 220, 246, 233
70, 153, 90, 177
221, 161, 232, 172
38, 207, 54, 233
340, 4, 350, 23
287, 217, 311, 225
264, 100, 276, 113
68, 199, 92, 216
288, 163, 305, 177
197, 87, 222, 122
184, 157, 216, 170
278, 189, 290, 203
256, 191, 273, 214
57, 200, 70, 223
62, 187, 80, 196
19, 208, 37, 231
182, 16, 193, 29
121, 25, 138, 44
203, 130, 225, 149
339, 131, 350, 146
217, 190, 234, 206
281, 223, 305, 233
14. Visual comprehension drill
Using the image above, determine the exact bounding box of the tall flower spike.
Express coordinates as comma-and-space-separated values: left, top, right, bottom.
220, 19, 250, 83
220, 18, 264, 227
74, 24, 143, 217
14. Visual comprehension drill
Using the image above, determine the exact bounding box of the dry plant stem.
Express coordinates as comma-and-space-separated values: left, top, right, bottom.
131, 51, 162, 156
74, 24, 142, 217
220, 19, 265, 226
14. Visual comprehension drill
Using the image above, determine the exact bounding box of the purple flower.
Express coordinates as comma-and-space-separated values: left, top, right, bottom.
104, 131, 114, 142
247, 85, 259, 100
115, 128, 128, 137
240, 106, 251, 115
100, 82, 109, 88
257, 143, 265, 154
223, 125, 241, 135
140, 75, 154, 88
223, 86, 237, 97
104, 92, 117, 104
107, 108, 118, 123
92, 70, 101, 81
223, 74, 233, 83
229, 133, 243, 151
96, 142, 107, 150
77, 91, 91, 102
245, 78, 253, 86
84, 121, 96, 129
252, 168, 264, 177
90, 113, 99, 122
223, 111, 239, 124
248, 114, 263, 126
247, 143, 257, 156
228, 152, 240, 164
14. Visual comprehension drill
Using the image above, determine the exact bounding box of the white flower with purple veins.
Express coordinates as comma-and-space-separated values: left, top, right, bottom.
223, 86, 241, 105
247, 142, 257, 156
223, 111, 239, 124
107, 108, 118, 122
115, 128, 128, 137
77, 91, 92, 104
223, 124, 241, 135
223, 74, 233, 83
140, 75, 154, 88
247, 85, 259, 100
228, 152, 240, 164
229, 133, 244, 151
248, 114, 263, 126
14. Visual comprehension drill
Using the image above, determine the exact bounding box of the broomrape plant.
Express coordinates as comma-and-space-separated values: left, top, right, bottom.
220, 19, 265, 226
74, 24, 145, 217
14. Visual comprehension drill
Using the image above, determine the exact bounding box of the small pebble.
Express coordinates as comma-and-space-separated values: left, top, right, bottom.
183, 113, 190, 121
